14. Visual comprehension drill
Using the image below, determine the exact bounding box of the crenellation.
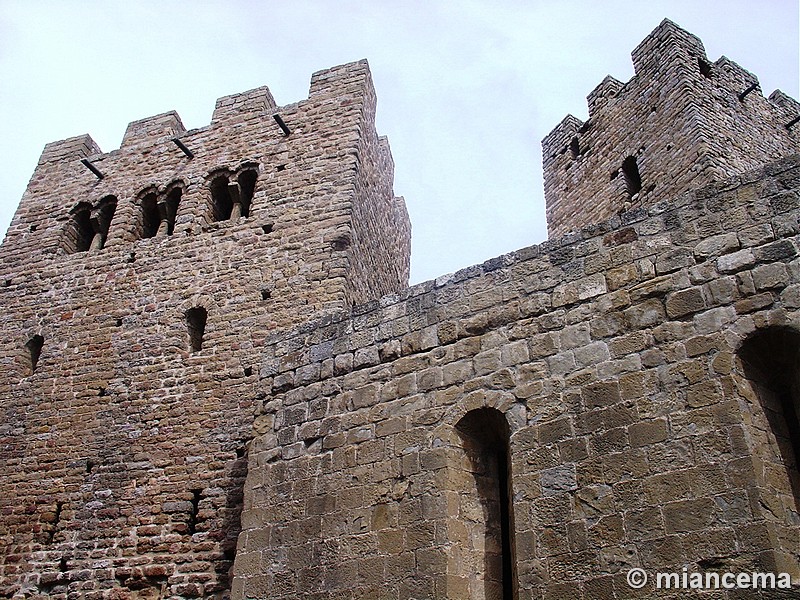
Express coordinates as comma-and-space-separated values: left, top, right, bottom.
211, 86, 277, 124
544, 20, 799, 239
587, 75, 624, 118
121, 110, 187, 147
2, 21, 800, 600
630, 19, 707, 78
37, 134, 102, 165
541, 114, 583, 163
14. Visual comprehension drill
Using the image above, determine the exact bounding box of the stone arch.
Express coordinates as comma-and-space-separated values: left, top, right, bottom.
179, 295, 215, 354
63, 201, 94, 254
735, 325, 800, 575
208, 169, 234, 222
136, 186, 161, 239
432, 391, 520, 599
160, 180, 186, 236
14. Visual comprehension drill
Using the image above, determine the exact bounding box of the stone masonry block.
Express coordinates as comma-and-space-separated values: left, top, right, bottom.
541, 465, 578, 496
628, 419, 668, 447
665, 287, 706, 318
693, 233, 739, 260
583, 381, 621, 409
752, 262, 789, 290
624, 298, 666, 329
663, 498, 717, 533
717, 248, 756, 273
552, 273, 607, 308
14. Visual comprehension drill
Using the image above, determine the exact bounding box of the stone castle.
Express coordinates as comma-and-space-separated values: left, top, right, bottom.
1, 18, 798, 599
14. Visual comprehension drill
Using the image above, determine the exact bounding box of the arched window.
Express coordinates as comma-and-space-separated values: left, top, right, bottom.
91, 195, 117, 250
140, 191, 160, 239
453, 407, 517, 599
186, 307, 207, 353
237, 169, 258, 218
621, 155, 642, 197
738, 327, 800, 506
210, 174, 233, 222
64, 202, 94, 254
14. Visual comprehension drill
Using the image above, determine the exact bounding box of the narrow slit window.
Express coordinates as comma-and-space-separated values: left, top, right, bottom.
621, 155, 642, 197
26, 334, 44, 374
188, 489, 202, 534
186, 307, 207, 353
569, 136, 580, 159
698, 57, 713, 79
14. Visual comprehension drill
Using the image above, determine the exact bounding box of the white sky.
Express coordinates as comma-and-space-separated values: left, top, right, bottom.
0, 1, 797, 284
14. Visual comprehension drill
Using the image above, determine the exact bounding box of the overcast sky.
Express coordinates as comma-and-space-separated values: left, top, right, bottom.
0, 1, 797, 284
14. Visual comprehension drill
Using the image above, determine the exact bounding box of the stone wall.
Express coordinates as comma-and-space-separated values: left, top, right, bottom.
542, 19, 800, 238
2, 18, 800, 600
0, 61, 409, 598
236, 156, 800, 598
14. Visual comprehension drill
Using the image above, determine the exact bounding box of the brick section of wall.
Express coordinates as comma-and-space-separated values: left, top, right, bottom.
0, 61, 410, 598
238, 157, 800, 598
542, 19, 800, 238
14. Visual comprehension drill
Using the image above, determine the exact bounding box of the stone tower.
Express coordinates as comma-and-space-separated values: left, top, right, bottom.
542, 19, 800, 237
0, 61, 409, 597
3, 19, 800, 600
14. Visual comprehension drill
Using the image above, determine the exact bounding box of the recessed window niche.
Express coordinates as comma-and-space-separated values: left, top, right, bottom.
186, 307, 207, 353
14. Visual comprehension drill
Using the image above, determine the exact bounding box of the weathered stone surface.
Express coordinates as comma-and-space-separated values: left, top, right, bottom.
2, 19, 800, 600
665, 287, 706, 318
0, 60, 412, 599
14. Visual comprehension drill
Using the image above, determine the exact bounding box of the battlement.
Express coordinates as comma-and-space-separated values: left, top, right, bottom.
3, 59, 409, 303
121, 110, 187, 147
630, 18, 706, 79
208, 86, 275, 125
543, 19, 800, 237
3, 20, 800, 600
37, 133, 102, 165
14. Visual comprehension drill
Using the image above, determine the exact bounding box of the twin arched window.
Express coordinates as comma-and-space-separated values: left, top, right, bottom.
209, 168, 258, 222
64, 196, 117, 254
138, 185, 184, 239
63, 164, 260, 254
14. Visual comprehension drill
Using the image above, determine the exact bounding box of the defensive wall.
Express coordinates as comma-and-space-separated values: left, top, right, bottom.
0, 17, 799, 600
235, 156, 800, 598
